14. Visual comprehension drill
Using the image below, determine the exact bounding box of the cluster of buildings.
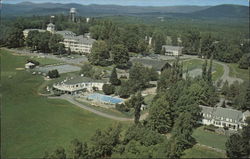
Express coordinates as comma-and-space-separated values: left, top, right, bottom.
23, 8, 95, 54
200, 105, 250, 130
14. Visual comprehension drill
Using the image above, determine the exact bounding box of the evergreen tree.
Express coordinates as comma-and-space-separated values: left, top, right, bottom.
202, 58, 207, 80
242, 70, 250, 110
70, 139, 89, 159
127, 92, 144, 124
207, 55, 213, 83
110, 67, 121, 86
226, 134, 244, 158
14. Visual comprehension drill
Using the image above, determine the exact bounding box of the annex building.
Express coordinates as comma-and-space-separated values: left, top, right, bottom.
53, 76, 107, 95
200, 105, 250, 130
162, 45, 183, 56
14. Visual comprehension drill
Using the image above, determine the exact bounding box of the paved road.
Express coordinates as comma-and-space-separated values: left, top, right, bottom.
215, 61, 243, 85
49, 95, 149, 121
181, 55, 243, 86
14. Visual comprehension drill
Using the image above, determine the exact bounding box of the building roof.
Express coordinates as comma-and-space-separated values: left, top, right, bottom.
130, 58, 171, 71
243, 110, 250, 118
56, 31, 95, 45
214, 107, 243, 122
56, 30, 76, 37
62, 76, 107, 85
200, 105, 215, 115
77, 35, 96, 45
162, 45, 183, 51
200, 105, 243, 123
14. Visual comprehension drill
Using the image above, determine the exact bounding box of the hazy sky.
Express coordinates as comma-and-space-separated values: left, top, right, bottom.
3, 0, 249, 6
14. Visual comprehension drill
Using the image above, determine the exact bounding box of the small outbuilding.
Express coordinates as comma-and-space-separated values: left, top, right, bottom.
25, 62, 35, 69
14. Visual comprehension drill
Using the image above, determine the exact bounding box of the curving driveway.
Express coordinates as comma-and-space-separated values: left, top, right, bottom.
50, 95, 148, 121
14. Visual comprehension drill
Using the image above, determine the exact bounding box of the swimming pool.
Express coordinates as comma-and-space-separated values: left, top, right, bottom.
86, 93, 124, 104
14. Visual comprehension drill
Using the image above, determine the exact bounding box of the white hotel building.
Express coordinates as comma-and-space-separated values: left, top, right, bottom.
23, 23, 95, 54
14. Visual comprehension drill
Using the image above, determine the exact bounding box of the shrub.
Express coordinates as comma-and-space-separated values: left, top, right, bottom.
48, 69, 60, 78
102, 84, 115, 95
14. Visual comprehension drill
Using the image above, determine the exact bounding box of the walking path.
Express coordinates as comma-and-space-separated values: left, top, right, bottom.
49, 95, 148, 121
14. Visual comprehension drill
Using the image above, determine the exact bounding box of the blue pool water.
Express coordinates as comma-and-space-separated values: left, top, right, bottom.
86, 93, 124, 104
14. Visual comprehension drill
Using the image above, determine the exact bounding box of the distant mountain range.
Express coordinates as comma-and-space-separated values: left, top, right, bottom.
1, 2, 249, 19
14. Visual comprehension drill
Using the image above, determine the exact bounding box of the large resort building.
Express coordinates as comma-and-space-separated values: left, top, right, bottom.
23, 23, 95, 54
200, 105, 250, 130
53, 77, 107, 95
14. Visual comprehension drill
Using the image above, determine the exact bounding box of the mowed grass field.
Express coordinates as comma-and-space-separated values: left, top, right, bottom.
182, 144, 226, 158
1, 49, 129, 158
192, 126, 228, 150
228, 63, 249, 82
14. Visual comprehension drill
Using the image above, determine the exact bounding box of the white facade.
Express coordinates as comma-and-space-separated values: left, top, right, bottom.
53, 77, 106, 94
162, 45, 183, 56
46, 23, 55, 33
199, 105, 249, 130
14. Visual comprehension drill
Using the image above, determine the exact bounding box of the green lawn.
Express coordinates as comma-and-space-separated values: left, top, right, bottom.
192, 126, 228, 150
32, 56, 63, 66
182, 144, 226, 158
182, 59, 224, 81
1, 49, 129, 158
228, 63, 249, 82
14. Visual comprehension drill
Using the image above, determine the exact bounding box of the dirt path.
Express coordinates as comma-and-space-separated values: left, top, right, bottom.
49, 95, 148, 121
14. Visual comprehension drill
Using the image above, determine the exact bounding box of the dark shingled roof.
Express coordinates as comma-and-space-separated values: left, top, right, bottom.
130, 58, 171, 71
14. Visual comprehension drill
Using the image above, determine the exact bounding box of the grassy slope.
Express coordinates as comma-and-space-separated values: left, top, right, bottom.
1, 49, 129, 158
228, 63, 249, 82
192, 127, 228, 150
182, 144, 226, 158
182, 59, 224, 81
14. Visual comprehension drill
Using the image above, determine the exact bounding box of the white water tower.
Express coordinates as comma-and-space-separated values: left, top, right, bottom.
70, 8, 76, 22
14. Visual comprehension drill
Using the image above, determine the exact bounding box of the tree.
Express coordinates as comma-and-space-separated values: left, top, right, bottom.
110, 44, 129, 68
171, 112, 196, 152
226, 134, 244, 158
110, 67, 121, 86
6, 28, 24, 48
102, 84, 115, 95
153, 32, 165, 54
88, 40, 110, 66
48, 69, 60, 78
241, 117, 250, 157
182, 30, 200, 55
116, 81, 131, 98
146, 96, 173, 134
238, 53, 250, 69
70, 139, 88, 159
80, 63, 94, 77
242, 77, 250, 110
127, 92, 144, 124
129, 63, 150, 92
51, 147, 67, 159
90, 124, 122, 158
56, 43, 66, 55
221, 80, 229, 96
201, 34, 215, 58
